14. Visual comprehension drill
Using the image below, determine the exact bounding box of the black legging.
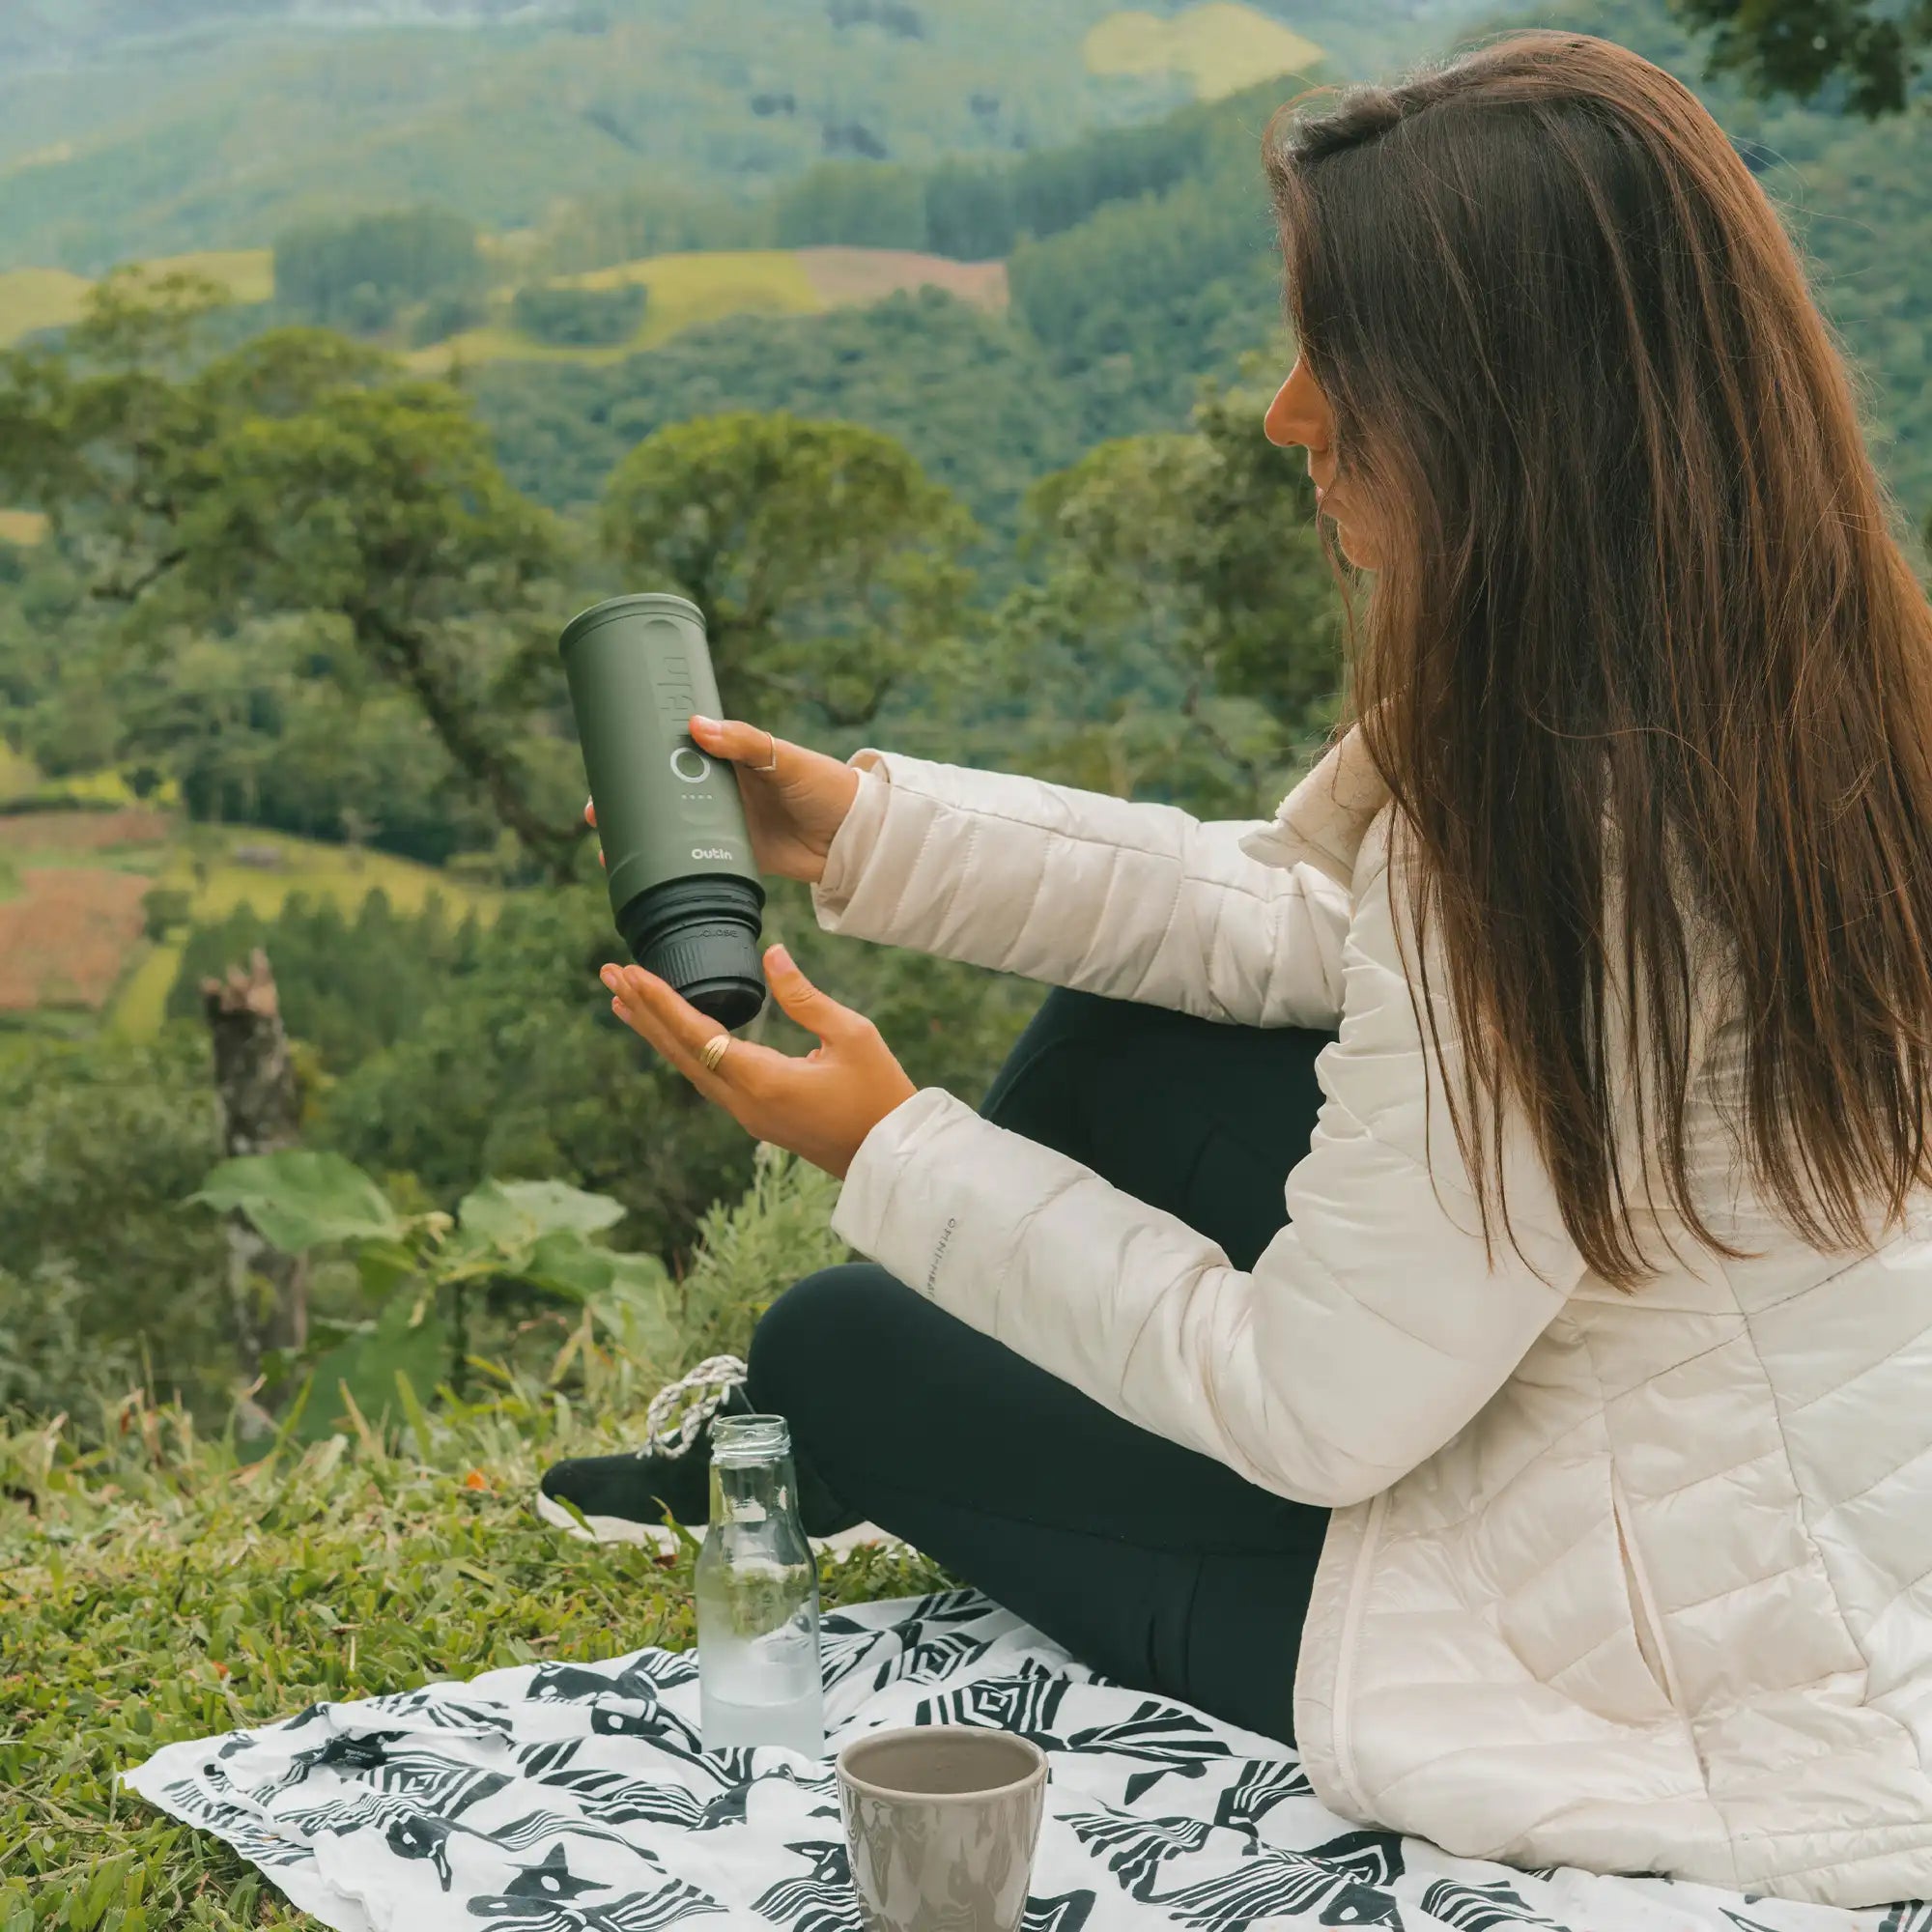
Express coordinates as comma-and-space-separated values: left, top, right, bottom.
747, 987, 1335, 1746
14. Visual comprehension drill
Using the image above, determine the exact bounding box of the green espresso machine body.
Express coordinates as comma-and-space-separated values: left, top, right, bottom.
558, 593, 767, 1031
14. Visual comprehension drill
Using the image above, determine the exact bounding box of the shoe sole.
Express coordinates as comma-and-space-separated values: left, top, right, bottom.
533, 1488, 897, 1559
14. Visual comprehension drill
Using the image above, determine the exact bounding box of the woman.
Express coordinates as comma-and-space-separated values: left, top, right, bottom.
540, 32, 1932, 1907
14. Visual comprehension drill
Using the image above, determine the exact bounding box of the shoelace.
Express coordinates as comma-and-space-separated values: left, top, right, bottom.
639, 1353, 750, 1458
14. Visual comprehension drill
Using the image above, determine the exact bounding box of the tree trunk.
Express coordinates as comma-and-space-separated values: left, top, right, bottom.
203, 949, 307, 1402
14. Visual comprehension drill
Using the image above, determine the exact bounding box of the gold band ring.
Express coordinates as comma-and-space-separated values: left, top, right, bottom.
752, 729, 780, 774
698, 1033, 731, 1073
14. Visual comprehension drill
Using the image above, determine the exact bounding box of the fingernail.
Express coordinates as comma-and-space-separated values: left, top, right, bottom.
769, 944, 793, 974
600, 964, 620, 990
692, 714, 718, 731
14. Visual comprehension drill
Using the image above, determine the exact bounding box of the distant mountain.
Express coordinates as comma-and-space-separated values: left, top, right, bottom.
0, 1, 575, 60
0, 0, 1376, 273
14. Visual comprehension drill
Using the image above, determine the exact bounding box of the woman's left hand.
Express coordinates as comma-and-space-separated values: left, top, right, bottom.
602, 945, 917, 1179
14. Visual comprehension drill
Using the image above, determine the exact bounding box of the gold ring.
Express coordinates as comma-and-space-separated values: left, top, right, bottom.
753, 730, 780, 774
698, 1033, 731, 1073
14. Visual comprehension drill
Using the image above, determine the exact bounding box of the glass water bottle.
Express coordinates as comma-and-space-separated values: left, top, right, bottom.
695, 1414, 825, 1757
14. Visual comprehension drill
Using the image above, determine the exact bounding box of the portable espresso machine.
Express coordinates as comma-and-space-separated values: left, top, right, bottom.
557, 593, 767, 1030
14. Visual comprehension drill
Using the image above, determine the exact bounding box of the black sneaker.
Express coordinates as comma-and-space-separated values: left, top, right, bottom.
534, 1354, 894, 1556
536, 1356, 755, 1547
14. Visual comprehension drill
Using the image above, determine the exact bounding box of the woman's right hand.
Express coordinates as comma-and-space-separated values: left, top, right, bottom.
584, 715, 863, 886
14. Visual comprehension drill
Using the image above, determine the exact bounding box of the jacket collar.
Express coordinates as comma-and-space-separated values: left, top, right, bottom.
1236, 725, 1392, 886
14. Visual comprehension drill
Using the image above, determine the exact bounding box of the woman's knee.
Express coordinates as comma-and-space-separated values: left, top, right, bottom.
980, 987, 1127, 1142
746, 1263, 904, 1422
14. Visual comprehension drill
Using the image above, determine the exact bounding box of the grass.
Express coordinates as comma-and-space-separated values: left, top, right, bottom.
135, 251, 275, 306
0, 1378, 945, 1929
105, 941, 184, 1044
0, 235, 987, 385
0, 267, 94, 349
1083, 1, 1323, 98
0, 251, 272, 350
413, 249, 825, 374
1, 1145, 934, 1929
161, 836, 499, 925
0, 747, 41, 797
409, 245, 1009, 375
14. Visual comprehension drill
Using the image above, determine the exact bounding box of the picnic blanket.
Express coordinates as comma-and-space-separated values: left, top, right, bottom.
126, 1588, 1926, 1932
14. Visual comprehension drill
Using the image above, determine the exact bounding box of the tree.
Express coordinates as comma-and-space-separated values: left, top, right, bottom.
1676, 0, 1930, 113
773, 161, 926, 249
0, 1030, 232, 1415
201, 949, 306, 1410
273, 207, 488, 334
0, 273, 583, 880
994, 355, 1345, 818
601, 412, 980, 740
510, 281, 646, 348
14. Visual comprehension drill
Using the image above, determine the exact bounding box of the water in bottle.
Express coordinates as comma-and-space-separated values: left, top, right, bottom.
696, 1414, 824, 1757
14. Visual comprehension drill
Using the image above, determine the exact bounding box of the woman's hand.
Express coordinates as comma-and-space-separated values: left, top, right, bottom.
585, 715, 862, 886
602, 945, 917, 1179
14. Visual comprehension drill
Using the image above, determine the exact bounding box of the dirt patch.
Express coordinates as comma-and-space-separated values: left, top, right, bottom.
0, 809, 173, 853
0, 867, 151, 1010
794, 247, 1009, 313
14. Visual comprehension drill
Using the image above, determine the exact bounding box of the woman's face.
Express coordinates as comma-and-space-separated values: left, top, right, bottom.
1265, 357, 1378, 569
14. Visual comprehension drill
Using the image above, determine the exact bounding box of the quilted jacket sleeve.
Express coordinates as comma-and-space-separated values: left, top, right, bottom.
829, 814, 1587, 1509
811, 752, 1353, 1030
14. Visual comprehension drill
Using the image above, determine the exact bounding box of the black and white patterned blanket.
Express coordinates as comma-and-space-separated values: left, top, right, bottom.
126, 1589, 1923, 1932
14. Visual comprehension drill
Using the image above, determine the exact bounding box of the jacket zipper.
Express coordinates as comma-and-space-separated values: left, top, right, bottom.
1328, 1487, 1387, 1816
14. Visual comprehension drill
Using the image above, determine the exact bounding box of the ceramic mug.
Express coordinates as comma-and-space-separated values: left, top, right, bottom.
836, 1725, 1049, 1932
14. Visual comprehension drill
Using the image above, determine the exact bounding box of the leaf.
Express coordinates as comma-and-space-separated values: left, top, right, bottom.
456, 1179, 625, 1252
393, 1369, 435, 1463
521, 1228, 615, 1303
590, 1250, 680, 1364
193, 1151, 400, 1255
355, 1237, 417, 1307
291, 1290, 449, 1446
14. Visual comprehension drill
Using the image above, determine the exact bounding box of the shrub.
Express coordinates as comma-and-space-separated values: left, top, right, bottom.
410, 290, 489, 346
142, 884, 192, 940
511, 280, 647, 347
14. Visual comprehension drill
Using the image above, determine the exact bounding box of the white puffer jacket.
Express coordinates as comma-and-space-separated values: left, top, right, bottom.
810, 732, 1932, 1910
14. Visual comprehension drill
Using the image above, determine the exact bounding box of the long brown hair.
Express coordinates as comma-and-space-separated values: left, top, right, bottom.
1264, 32, 1932, 1286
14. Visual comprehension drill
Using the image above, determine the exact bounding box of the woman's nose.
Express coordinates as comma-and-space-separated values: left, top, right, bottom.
1264, 362, 1328, 451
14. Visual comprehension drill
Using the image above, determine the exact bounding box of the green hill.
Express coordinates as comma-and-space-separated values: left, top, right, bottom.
486, 2, 1931, 530
0, 0, 1349, 272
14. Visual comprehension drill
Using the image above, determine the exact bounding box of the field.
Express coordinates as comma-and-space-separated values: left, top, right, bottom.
0, 806, 171, 853
136, 247, 276, 305
1084, 2, 1325, 98
0, 864, 150, 1012
795, 246, 1009, 310
410, 245, 1009, 375
0, 804, 499, 1039
0, 265, 91, 347
0, 247, 273, 348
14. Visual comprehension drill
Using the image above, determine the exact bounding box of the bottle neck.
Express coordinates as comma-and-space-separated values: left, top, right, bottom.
710, 1452, 798, 1525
